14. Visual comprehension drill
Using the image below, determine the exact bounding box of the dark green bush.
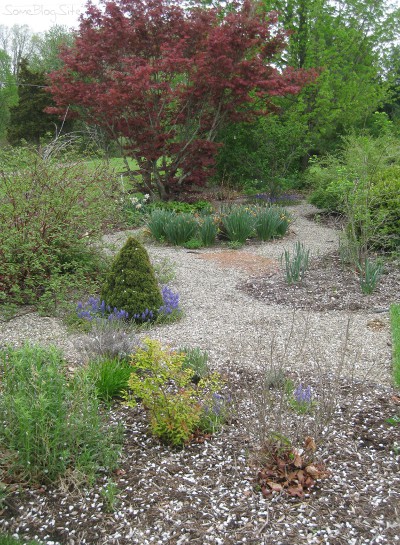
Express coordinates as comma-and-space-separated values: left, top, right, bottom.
0, 147, 117, 309
101, 237, 163, 319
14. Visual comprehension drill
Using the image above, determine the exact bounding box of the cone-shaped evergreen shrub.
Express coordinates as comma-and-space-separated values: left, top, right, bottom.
101, 237, 163, 319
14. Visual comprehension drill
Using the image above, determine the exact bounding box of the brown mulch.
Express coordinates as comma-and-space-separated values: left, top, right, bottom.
240, 253, 400, 312
198, 250, 279, 274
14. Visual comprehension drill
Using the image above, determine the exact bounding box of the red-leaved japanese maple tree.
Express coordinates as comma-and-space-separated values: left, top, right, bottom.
47, 0, 312, 199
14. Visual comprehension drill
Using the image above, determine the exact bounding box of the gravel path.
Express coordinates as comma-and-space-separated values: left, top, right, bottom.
0, 203, 392, 384
1, 203, 399, 545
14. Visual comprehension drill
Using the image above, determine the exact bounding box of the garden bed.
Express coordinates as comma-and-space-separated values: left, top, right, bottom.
1, 203, 399, 545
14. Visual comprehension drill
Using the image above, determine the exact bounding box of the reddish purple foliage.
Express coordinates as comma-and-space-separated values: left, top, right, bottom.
47, 0, 314, 199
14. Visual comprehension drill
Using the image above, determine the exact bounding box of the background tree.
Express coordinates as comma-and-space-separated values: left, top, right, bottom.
0, 24, 34, 80
47, 0, 311, 199
29, 26, 74, 73
7, 59, 65, 146
217, 0, 400, 190
0, 50, 18, 141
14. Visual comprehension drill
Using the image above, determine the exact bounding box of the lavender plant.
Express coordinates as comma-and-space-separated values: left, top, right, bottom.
199, 393, 232, 433
289, 384, 315, 414
77, 297, 129, 322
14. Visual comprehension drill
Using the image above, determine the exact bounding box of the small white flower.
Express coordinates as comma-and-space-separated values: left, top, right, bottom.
136, 203, 142, 209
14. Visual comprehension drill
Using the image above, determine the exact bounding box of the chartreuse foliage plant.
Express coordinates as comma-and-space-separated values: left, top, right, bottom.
0, 146, 116, 311
101, 237, 163, 322
390, 304, 400, 387
126, 339, 227, 446
0, 344, 122, 484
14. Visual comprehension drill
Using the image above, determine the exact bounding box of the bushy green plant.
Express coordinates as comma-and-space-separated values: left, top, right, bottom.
126, 339, 226, 446
0, 344, 122, 484
163, 213, 198, 245
183, 238, 204, 249
199, 215, 218, 246
358, 258, 383, 295
101, 237, 163, 320
390, 304, 400, 387
308, 133, 400, 256
221, 206, 256, 243
86, 356, 134, 402
281, 242, 311, 284
0, 147, 117, 309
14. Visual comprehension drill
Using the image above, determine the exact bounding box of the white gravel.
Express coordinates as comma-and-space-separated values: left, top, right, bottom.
0, 203, 392, 384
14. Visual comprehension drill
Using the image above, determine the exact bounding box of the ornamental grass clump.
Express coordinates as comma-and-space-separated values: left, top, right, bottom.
221, 206, 256, 243
281, 241, 311, 284
126, 339, 226, 447
101, 237, 163, 321
199, 215, 218, 246
358, 257, 383, 295
147, 209, 171, 241
163, 212, 198, 245
254, 206, 290, 241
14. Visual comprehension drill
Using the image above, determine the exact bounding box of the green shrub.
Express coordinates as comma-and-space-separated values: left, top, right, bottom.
101, 237, 163, 320
307, 133, 400, 256
163, 213, 198, 245
126, 339, 226, 446
0, 344, 122, 484
221, 206, 256, 243
0, 147, 117, 309
390, 304, 400, 387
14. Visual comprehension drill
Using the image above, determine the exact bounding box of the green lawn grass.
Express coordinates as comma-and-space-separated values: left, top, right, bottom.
390, 303, 400, 387
84, 156, 139, 172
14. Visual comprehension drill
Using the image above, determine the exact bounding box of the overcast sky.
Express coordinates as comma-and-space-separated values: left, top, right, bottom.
0, 1, 94, 32
1, 0, 399, 34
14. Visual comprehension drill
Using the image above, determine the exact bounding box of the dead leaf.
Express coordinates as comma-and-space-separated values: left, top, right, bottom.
287, 485, 304, 497
267, 482, 283, 493
304, 436, 316, 452
305, 465, 321, 479
293, 452, 303, 468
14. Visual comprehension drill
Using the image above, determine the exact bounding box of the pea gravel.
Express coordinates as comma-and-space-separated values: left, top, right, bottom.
1, 203, 399, 545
